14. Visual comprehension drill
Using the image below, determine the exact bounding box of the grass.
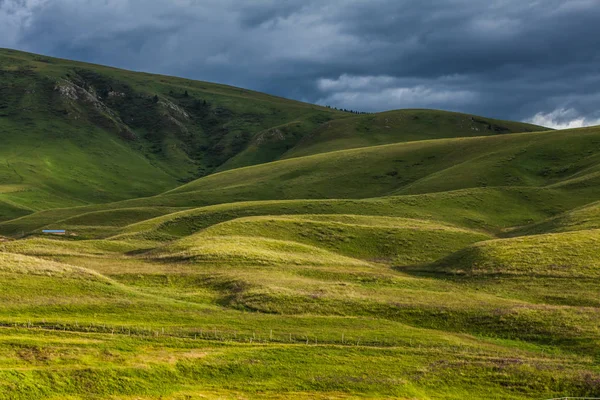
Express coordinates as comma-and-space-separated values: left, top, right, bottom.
1, 328, 596, 400
0, 231, 599, 399
508, 200, 600, 236
150, 234, 371, 267
1, 48, 600, 399
1, 180, 590, 240
281, 109, 545, 159
428, 229, 600, 278
187, 214, 491, 264
0, 48, 539, 218
1, 230, 599, 399
166, 125, 600, 202
111, 185, 596, 240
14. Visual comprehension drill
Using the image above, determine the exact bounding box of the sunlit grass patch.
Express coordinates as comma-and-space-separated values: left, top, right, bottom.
150, 235, 370, 267
430, 229, 600, 277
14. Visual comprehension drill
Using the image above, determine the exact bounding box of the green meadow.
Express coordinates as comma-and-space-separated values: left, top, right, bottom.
0, 49, 599, 399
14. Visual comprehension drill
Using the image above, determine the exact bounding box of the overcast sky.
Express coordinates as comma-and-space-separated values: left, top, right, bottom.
1, 0, 599, 128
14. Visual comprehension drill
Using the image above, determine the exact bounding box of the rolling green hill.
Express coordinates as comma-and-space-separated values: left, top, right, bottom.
0, 47, 338, 216
170, 125, 600, 198
219, 109, 546, 169
277, 109, 545, 160
429, 229, 600, 278
0, 48, 546, 221
507, 200, 600, 236
1, 49, 600, 400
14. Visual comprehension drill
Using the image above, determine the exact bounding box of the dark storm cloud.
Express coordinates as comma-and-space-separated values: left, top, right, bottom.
1, 0, 599, 128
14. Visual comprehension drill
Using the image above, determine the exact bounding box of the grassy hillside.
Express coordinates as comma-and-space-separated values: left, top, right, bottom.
429, 229, 600, 277
0, 48, 545, 219
145, 214, 490, 266
0, 48, 334, 215
0, 185, 583, 239
507, 200, 600, 236
117, 187, 578, 240
3, 49, 600, 399
2, 215, 600, 399
169, 126, 600, 202
4, 124, 600, 238
278, 109, 545, 160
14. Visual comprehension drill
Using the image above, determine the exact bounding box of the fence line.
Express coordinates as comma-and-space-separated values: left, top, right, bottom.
0, 321, 404, 348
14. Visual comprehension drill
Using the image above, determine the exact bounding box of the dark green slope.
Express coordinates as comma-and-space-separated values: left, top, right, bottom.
0, 48, 546, 219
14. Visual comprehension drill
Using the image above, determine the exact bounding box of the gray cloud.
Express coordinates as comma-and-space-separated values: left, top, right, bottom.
1, 0, 599, 128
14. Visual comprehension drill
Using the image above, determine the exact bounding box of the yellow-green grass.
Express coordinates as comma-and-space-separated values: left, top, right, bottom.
2, 235, 598, 342
0, 237, 154, 258
0, 252, 177, 320
8, 231, 596, 349
0, 252, 105, 279
149, 235, 371, 267
3, 228, 596, 340
1, 327, 597, 400
193, 214, 491, 264
429, 229, 600, 278
115, 187, 587, 242
1, 225, 600, 398
2, 243, 599, 370
5, 240, 592, 355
